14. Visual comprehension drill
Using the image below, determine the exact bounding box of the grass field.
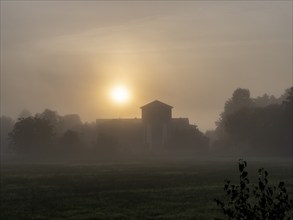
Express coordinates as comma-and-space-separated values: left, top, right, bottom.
1, 157, 292, 220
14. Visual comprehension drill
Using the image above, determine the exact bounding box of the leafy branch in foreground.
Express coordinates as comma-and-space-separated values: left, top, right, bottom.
215, 159, 293, 220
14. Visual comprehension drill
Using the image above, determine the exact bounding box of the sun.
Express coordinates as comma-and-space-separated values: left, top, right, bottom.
110, 85, 130, 104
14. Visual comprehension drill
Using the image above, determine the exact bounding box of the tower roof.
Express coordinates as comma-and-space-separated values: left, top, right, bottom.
140, 100, 173, 109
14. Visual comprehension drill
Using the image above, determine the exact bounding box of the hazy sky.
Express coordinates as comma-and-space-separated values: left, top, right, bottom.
1, 1, 292, 131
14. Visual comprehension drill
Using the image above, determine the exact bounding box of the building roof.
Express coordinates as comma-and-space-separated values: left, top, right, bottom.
140, 100, 173, 109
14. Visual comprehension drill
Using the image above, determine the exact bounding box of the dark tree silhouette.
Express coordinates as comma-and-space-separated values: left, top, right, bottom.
9, 117, 54, 154
58, 114, 82, 134
37, 109, 60, 126
282, 87, 293, 111
0, 116, 15, 154
169, 124, 209, 152
213, 88, 254, 155
18, 109, 32, 119
212, 87, 293, 157
59, 129, 81, 152
254, 94, 279, 107
280, 87, 293, 155
222, 88, 254, 118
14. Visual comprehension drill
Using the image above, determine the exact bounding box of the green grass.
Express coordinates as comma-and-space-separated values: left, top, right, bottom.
1, 158, 292, 219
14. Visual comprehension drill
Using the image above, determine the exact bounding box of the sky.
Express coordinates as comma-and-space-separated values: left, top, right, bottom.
1, 1, 292, 131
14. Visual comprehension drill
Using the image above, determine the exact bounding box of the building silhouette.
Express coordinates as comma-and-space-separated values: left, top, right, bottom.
141, 100, 172, 150
96, 100, 207, 153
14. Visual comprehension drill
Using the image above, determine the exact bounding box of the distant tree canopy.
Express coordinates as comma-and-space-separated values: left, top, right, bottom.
59, 129, 81, 153
0, 116, 15, 153
169, 124, 209, 152
254, 93, 279, 107
37, 109, 60, 126
4, 87, 292, 159
35, 109, 82, 134
224, 88, 254, 115
7, 109, 86, 158
9, 117, 54, 154
18, 109, 32, 119
212, 87, 293, 157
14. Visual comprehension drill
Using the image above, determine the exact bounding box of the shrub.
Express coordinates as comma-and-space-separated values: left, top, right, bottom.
215, 159, 293, 220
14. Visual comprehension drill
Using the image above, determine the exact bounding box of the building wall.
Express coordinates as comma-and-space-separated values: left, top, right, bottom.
141, 107, 172, 124
95, 117, 201, 152
141, 104, 172, 150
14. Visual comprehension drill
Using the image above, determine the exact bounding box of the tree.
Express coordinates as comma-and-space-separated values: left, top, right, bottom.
37, 109, 60, 126
169, 124, 209, 152
215, 160, 293, 220
282, 87, 293, 112
216, 88, 254, 128
223, 88, 254, 116
254, 94, 279, 107
213, 88, 254, 154
9, 117, 54, 154
0, 116, 15, 154
212, 87, 292, 157
59, 129, 81, 153
58, 114, 82, 134
280, 87, 293, 155
18, 109, 32, 119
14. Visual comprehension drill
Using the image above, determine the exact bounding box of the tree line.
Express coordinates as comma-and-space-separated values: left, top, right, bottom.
207, 87, 292, 157
1, 108, 208, 160
1, 109, 97, 160
0, 87, 292, 160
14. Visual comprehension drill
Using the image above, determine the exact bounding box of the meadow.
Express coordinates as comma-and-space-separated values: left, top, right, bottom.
1, 157, 292, 220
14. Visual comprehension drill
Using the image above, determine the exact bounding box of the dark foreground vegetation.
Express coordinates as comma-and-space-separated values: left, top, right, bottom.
1, 159, 292, 220
215, 160, 293, 220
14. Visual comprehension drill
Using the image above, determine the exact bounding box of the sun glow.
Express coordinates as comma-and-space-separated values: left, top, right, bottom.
110, 85, 130, 104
